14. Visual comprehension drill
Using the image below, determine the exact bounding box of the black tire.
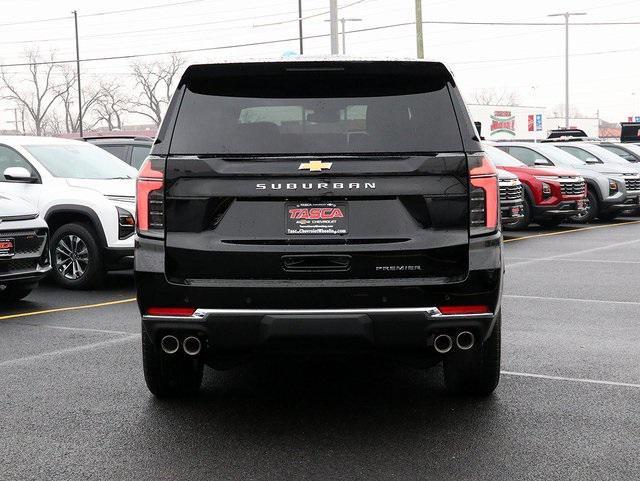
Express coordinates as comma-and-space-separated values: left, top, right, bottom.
537, 218, 563, 228
503, 198, 531, 231
50, 223, 105, 290
443, 314, 501, 396
142, 328, 204, 397
0, 285, 33, 304
597, 211, 619, 222
569, 189, 598, 224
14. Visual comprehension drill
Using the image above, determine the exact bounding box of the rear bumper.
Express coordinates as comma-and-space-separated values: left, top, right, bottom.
141, 307, 498, 355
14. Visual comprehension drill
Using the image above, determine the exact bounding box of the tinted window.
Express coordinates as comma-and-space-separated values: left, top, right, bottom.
132, 145, 151, 169
170, 73, 463, 155
0, 145, 38, 181
556, 146, 602, 164
100, 145, 130, 162
600, 145, 636, 162
24, 143, 135, 179
506, 146, 553, 167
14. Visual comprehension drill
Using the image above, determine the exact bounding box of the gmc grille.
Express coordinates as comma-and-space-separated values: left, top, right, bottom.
560, 179, 586, 196
499, 182, 522, 202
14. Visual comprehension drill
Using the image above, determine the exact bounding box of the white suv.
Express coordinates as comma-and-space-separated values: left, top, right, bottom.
0, 136, 138, 289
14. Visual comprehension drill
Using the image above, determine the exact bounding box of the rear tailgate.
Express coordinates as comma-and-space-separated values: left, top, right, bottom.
164, 154, 468, 283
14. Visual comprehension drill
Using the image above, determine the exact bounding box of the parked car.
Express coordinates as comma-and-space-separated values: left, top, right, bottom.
597, 142, 640, 163
483, 143, 586, 229
496, 168, 524, 227
0, 136, 137, 289
0, 194, 50, 302
136, 58, 503, 397
84, 136, 153, 169
498, 142, 640, 222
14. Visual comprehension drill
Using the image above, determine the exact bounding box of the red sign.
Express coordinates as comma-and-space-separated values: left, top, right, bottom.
528, 115, 534, 132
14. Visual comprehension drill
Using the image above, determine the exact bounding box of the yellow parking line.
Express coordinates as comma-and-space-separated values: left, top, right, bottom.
0, 297, 137, 321
504, 220, 640, 243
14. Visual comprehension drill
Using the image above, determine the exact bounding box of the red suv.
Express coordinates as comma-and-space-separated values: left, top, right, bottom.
484, 144, 587, 229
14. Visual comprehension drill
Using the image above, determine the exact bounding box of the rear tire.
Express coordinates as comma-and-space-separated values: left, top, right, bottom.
0, 285, 33, 304
503, 198, 531, 231
142, 328, 204, 398
443, 314, 501, 396
570, 189, 597, 224
50, 223, 105, 290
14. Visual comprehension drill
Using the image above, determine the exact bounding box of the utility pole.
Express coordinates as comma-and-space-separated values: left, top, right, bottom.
325, 17, 362, 54
298, 0, 304, 54
548, 12, 586, 129
72, 10, 83, 136
415, 0, 424, 58
329, 0, 339, 55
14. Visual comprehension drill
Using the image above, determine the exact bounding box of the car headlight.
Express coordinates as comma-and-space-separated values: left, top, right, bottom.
608, 178, 619, 195
116, 206, 135, 239
542, 183, 552, 198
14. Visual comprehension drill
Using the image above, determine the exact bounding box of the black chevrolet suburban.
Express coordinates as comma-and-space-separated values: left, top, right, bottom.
135, 59, 503, 397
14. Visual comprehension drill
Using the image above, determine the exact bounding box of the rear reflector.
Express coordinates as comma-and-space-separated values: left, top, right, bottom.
439, 305, 490, 315
146, 307, 196, 317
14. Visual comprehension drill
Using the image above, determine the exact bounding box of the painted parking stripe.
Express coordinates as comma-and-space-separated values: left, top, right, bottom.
21, 324, 135, 335
504, 294, 640, 306
0, 334, 140, 368
507, 257, 640, 265
502, 371, 640, 389
0, 297, 136, 321
504, 219, 640, 243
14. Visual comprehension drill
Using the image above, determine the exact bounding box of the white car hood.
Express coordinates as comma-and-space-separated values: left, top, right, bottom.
65, 178, 135, 197
0, 194, 38, 218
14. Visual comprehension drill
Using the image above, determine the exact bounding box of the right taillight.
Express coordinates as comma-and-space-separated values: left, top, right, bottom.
137, 156, 165, 238
469, 154, 499, 237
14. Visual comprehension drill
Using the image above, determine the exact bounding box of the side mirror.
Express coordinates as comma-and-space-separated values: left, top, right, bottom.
4, 166, 35, 183
534, 159, 547, 166
585, 157, 599, 164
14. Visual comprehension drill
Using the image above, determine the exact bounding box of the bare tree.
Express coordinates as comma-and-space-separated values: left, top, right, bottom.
0, 50, 65, 135
128, 54, 185, 126
472, 88, 520, 106
56, 68, 103, 133
92, 81, 128, 130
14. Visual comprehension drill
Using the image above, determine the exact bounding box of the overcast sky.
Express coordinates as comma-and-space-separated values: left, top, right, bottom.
1, 0, 639, 127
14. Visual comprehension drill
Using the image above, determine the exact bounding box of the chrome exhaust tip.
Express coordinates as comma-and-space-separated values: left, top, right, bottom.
434, 334, 453, 354
456, 331, 475, 351
183, 336, 202, 356
160, 335, 180, 354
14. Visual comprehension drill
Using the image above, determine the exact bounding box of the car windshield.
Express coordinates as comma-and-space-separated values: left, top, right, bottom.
24, 143, 134, 179
483, 144, 526, 167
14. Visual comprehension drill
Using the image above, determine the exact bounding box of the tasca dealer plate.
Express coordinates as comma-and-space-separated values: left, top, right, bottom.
0, 238, 15, 258
286, 202, 348, 235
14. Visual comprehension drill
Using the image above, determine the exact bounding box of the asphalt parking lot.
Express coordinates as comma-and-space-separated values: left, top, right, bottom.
1, 220, 639, 481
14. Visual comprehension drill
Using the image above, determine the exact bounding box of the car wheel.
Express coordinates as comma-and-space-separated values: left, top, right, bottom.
503, 199, 531, 231
142, 328, 204, 398
0, 285, 33, 304
569, 190, 597, 224
443, 313, 501, 396
597, 211, 619, 222
50, 223, 105, 290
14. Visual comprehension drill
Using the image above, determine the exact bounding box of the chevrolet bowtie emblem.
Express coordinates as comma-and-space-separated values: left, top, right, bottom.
298, 160, 333, 172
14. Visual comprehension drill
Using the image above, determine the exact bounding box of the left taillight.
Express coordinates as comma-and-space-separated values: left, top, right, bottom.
137, 156, 165, 238
469, 154, 499, 237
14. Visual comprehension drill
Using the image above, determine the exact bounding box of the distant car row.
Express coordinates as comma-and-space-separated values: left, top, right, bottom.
486, 140, 640, 229
0, 136, 139, 300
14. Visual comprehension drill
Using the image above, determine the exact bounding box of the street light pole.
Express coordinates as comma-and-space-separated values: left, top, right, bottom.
298, 0, 304, 54
415, 0, 424, 59
548, 12, 586, 129
329, 0, 339, 54
72, 10, 83, 136
325, 18, 362, 54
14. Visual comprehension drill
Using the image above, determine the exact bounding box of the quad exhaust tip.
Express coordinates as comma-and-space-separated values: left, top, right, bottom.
456, 331, 475, 350
433, 334, 453, 354
160, 335, 180, 355
183, 336, 202, 356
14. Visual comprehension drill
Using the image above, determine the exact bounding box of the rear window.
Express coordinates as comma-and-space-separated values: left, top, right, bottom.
169, 70, 463, 155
